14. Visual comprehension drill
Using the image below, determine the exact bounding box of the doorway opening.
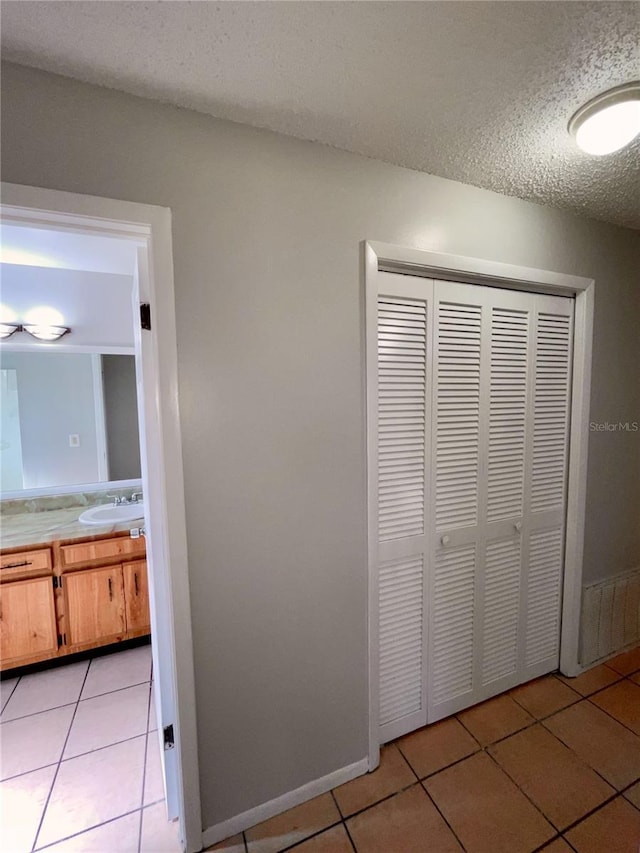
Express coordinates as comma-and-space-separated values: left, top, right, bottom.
0, 184, 201, 853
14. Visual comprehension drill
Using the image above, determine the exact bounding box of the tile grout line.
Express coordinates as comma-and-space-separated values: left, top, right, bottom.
33, 806, 144, 852
585, 691, 640, 740
30, 659, 92, 853
23, 650, 155, 853
329, 789, 357, 853
1, 677, 153, 726
0, 673, 21, 714
2, 722, 152, 785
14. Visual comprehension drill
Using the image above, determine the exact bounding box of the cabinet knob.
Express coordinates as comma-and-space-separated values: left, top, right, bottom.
441, 535, 450, 546
514, 522, 522, 532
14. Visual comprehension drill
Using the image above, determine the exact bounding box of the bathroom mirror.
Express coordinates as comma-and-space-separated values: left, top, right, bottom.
0, 351, 141, 496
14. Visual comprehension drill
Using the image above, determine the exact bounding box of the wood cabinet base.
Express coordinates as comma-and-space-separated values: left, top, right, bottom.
0, 535, 151, 672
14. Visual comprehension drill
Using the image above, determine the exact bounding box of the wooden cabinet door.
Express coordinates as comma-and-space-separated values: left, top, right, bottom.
123, 560, 151, 634
0, 577, 58, 665
64, 566, 126, 647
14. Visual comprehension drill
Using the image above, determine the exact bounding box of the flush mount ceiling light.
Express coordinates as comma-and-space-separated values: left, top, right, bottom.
569, 82, 640, 155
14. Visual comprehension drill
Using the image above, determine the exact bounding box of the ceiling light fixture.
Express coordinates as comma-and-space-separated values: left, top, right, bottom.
569, 82, 640, 156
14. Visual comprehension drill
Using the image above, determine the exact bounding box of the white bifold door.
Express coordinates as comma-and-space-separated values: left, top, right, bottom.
374, 272, 574, 744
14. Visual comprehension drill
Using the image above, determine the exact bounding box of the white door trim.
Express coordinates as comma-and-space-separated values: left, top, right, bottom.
364, 240, 594, 771
1, 182, 202, 853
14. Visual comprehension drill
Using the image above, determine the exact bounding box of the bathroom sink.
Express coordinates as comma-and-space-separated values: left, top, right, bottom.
79, 502, 145, 526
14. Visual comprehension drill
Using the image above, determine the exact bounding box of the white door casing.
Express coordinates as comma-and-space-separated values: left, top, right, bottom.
365, 241, 594, 769
1, 183, 202, 853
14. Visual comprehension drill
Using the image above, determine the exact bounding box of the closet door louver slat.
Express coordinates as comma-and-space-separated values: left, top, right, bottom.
377, 298, 427, 542
378, 557, 424, 725
376, 285, 429, 740
531, 313, 572, 513
525, 528, 564, 666
483, 537, 521, 684
432, 545, 475, 704
487, 308, 528, 523
435, 303, 481, 532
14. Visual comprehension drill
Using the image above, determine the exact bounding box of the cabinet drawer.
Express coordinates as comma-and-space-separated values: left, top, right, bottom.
60, 535, 145, 568
0, 548, 52, 580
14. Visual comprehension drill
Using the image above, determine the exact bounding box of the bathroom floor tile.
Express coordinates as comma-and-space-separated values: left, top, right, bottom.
397, 716, 479, 779
144, 732, 165, 805
333, 744, 415, 817
140, 802, 181, 853
565, 797, 640, 853
630, 672, 640, 686
290, 824, 352, 853
0, 703, 75, 779
347, 784, 462, 853
424, 751, 555, 853
457, 694, 534, 746
509, 675, 580, 719
245, 792, 340, 853
0, 676, 19, 712
556, 663, 621, 696
64, 682, 149, 757
37, 735, 146, 848
38, 811, 142, 852
488, 724, 614, 830
81, 644, 152, 699
605, 646, 640, 676
543, 699, 640, 789
590, 680, 640, 735
2, 660, 88, 721
0, 764, 56, 853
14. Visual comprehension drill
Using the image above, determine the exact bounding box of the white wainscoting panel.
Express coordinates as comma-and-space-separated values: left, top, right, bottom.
580, 567, 640, 666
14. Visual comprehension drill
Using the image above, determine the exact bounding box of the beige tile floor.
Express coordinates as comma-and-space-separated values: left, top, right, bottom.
0, 643, 180, 853
213, 646, 640, 853
4, 646, 640, 852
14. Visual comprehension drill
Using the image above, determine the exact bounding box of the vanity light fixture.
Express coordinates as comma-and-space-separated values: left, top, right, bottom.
0, 323, 71, 341
22, 324, 71, 341
569, 82, 640, 155
0, 323, 20, 339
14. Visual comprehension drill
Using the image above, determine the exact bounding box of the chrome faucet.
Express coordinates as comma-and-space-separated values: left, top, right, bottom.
107, 494, 128, 506
131, 492, 143, 503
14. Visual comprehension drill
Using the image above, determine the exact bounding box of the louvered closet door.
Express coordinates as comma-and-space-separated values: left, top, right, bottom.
373, 273, 573, 742
374, 272, 433, 743
428, 281, 573, 722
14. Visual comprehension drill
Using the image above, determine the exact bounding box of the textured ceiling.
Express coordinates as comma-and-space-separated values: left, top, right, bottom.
2, 1, 639, 228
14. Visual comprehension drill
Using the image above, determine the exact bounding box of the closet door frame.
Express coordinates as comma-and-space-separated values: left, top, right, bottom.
364, 240, 594, 771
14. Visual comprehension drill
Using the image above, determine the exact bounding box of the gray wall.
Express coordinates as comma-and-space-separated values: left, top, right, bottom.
102, 355, 142, 481
0, 351, 101, 488
2, 63, 638, 829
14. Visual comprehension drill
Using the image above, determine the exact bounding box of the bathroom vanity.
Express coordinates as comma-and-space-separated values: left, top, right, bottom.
0, 515, 150, 671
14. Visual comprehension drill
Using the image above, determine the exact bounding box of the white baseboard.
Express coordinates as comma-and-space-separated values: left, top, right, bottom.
201, 757, 369, 848
581, 566, 640, 667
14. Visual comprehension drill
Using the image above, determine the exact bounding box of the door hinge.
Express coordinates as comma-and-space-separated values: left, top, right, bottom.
140, 303, 151, 331
163, 724, 175, 750
57, 633, 66, 647
53, 576, 63, 589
